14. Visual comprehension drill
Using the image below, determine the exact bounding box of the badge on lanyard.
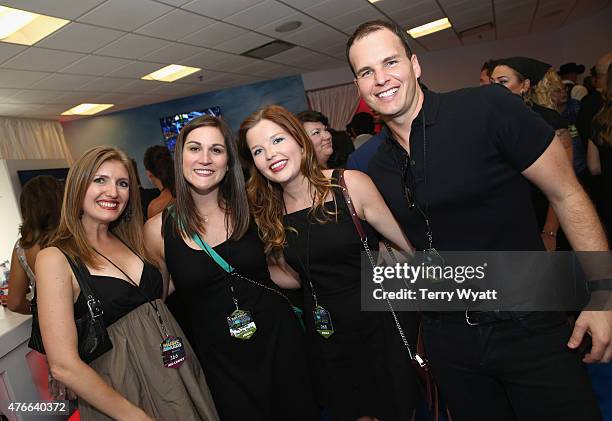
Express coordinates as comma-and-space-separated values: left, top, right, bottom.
313, 305, 334, 338
228, 309, 257, 340
161, 336, 186, 369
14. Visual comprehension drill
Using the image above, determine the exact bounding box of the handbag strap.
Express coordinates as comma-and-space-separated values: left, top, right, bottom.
337, 169, 418, 362
59, 250, 105, 320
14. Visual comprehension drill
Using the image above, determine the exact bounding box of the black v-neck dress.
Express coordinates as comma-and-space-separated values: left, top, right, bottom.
283, 170, 420, 421
163, 220, 320, 421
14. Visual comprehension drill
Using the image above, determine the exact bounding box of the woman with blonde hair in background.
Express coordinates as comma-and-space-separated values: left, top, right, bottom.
35, 145, 218, 421
492, 58, 574, 250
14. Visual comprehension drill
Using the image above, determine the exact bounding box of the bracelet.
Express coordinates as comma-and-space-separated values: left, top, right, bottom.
541, 231, 557, 237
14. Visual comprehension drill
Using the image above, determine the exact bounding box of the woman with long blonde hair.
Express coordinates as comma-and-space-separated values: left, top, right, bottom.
35, 146, 218, 421
239, 105, 420, 421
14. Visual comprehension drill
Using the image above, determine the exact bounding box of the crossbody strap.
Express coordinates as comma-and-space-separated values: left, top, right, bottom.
337, 170, 418, 362
60, 250, 105, 320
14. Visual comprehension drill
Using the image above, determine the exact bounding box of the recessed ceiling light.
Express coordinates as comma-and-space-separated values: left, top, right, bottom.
141, 64, 201, 82
0, 6, 69, 46
367, 0, 382, 3
407, 17, 452, 38
275, 21, 302, 33
61, 104, 114, 116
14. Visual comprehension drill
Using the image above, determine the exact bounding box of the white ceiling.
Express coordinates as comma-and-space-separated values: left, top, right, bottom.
0, 0, 607, 120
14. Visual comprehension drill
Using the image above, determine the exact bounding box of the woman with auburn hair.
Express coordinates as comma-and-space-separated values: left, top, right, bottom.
239, 105, 420, 421
144, 115, 319, 421
35, 146, 218, 421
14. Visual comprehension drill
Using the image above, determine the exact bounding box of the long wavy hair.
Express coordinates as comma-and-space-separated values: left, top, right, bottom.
169, 115, 250, 241
19, 176, 64, 249
50, 146, 147, 268
529, 69, 565, 111
238, 105, 336, 257
593, 63, 612, 146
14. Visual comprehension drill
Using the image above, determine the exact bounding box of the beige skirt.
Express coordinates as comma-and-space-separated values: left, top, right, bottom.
79, 299, 219, 421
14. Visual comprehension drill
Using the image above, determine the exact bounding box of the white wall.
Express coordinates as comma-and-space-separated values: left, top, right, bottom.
302, 6, 612, 93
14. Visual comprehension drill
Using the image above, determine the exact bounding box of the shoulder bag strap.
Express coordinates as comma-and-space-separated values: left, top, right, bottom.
337, 169, 417, 361
59, 250, 104, 319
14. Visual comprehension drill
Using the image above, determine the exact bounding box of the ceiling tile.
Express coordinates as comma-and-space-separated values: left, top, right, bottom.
8, 90, 70, 104
180, 49, 238, 68
1, 48, 85, 72
88, 93, 136, 104
94, 34, 172, 59
416, 28, 462, 51
156, 0, 192, 6
55, 92, 110, 106
460, 28, 496, 45
59, 55, 133, 76
279, 0, 327, 8
0, 88, 21, 101
231, 60, 294, 76
254, 13, 319, 39
182, 0, 265, 20
111, 80, 163, 93
135, 9, 215, 41
205, 55, 262, 72
216, 32, 274, 54
326, 5, 388, 34
105, 61, 167, 78
0, 103, 44, 116
374, 0, 432, 14
0, 43, 28, 64
37, 23, 126, 54
303, 0, 368, 21
30, 74, 99, 91
224, 0, 296, 30
0, 69, 52, 89
179, 22, 248, 48
78, 0, 173, 31
283, 23, 346, 48
0, 0, 107, 20
141, 43, 207, 64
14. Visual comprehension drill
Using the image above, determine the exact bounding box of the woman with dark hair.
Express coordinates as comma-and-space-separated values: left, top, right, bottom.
296, 110, 334, 168
143, 145, 175, 219
239, 105, 419, 421
491, 57, 574, 250
35, 146, 218, 420
587, 62, 612, 237
144, 115, 319, 421
7, 176, 63, 315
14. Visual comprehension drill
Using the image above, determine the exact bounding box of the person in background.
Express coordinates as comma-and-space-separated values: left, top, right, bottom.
587, 62, 612, 237
491, 57, 573, 250
559, 62, 589, 101
143, 145, 175, 219
577, 53, 612, 147
348, 112, 375, 149
296, 110, 334, 167
35, 146, 218, 421
584, 66, 598, 94
129, 158, 158, 223
7, 176, 63, 315
479, 59, 496, 85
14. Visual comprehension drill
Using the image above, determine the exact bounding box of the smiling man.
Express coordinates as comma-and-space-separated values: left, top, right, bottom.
345, 20, 610, 421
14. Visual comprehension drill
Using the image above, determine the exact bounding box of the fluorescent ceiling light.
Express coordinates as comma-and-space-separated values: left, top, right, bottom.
141, 64, 201, 82
407, 17, 452, 38
0, 6, 69, 46
61, 104, 114, 116
367, 0, 381, 3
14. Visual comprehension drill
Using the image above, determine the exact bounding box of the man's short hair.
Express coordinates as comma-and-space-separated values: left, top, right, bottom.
481, 59, 497, 76
346, 20, 413, 76
350, 112, 375, 135
296, 110, 329, 127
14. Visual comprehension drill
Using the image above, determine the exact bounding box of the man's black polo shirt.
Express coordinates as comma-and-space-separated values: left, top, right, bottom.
346, 85, 555, 251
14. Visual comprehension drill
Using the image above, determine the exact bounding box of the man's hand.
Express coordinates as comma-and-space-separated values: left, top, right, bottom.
567, 310, 612, 363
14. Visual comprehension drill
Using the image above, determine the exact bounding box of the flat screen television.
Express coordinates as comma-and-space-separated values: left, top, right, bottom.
17, 168, 70, 186
159, 106, 222, 152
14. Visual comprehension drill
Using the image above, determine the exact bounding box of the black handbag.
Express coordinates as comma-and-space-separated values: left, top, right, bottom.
29, 253, 113, 364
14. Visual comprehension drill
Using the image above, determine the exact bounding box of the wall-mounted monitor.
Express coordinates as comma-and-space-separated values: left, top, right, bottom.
159, 106, 222, 152
17, 168, 70, 186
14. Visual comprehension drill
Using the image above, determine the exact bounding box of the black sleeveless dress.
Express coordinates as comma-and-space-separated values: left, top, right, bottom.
283, 171, 420, 421
163, 220, 320, 421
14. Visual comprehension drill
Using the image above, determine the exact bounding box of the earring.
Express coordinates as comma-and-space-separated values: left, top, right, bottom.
79, 210, 83, 218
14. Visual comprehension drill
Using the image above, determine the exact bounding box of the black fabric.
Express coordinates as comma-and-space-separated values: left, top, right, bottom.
73, 260, 162, 328
348, 85, 555, 251
528, 103, 569, 229
421, 313, 602, 421
162, 221, 319, 421
577, 91, 603, 146
283, 178, 420, 421
592, 119, 612, 239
